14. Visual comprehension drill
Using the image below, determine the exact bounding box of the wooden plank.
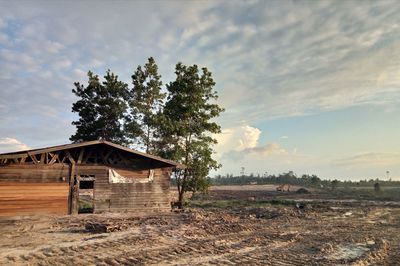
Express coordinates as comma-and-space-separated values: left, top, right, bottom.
40, 153, 45, 164
0, 182, 68, 217
77, 148, 85, 164
103, 149, 114, 164
65, 150, 75, 164
28, 153, 39, 164
82, 149, 92, 164
0, 164, 70, 184
20, 156, 27, 163
68, 163, 75, 214
49, 153, 59, 164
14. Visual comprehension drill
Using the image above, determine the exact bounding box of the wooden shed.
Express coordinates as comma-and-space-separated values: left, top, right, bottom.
0, 140, 181, 217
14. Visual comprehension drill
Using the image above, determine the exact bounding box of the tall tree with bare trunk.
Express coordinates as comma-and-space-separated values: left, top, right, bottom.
159, 63, 224, 208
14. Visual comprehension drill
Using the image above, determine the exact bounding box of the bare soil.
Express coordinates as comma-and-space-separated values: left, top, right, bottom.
1, 186, 400, 265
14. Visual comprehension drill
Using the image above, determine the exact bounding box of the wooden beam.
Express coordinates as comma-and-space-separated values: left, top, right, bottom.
40, 153, 45, 164
60, 151, 67, 163
0, 139, 181, 167
49, 153, 59, 164
67, 161, 80, 215
20, 156, 27, 163
65, 150, 75, 164
0, 153, 28, 160
116, 151, 130, 166
82, 149, 92, 164
103, 149, 114, 164
68, 163, 76, 215
77, 148, 85, 164
28, 153, 39, 164
92, 151, 98, 164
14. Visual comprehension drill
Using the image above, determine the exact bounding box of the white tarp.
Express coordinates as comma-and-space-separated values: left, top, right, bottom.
108, 169, 154, 184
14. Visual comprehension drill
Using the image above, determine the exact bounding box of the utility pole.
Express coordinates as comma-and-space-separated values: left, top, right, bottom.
240, 167, 245, 177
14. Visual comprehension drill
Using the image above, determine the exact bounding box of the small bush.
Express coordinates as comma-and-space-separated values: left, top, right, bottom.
374, 183, 381, 193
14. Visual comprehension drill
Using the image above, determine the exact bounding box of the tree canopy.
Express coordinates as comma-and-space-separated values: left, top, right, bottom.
127, 57, 165, 153
70, 70, 128, 145
70, 59, 224, 206
159, 63, 224, 205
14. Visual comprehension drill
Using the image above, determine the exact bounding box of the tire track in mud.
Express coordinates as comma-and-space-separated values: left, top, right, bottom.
2, 207, 400, 265
7, 227, 302, 265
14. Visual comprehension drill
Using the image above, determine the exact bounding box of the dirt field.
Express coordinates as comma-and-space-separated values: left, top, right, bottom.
1, 186, 400, 265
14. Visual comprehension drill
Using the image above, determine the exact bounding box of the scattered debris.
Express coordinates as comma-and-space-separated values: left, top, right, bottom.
85, 222, 128, 233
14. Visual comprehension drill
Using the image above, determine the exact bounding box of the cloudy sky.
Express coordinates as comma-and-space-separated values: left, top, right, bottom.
0, 0, 399, 180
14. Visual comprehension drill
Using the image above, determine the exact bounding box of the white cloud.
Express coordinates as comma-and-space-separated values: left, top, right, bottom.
89, 59, 103, 68
0, 138, 30, 153
72, 68, 87, 81
241, 143, 287, 157
0, 17, 5, 28
215, 124, 261, 156
53, 58, 72, 70
45, 41, 63, 54
0, 32, 10, 46
334, 152, 400, 167
215, 124, 288, 161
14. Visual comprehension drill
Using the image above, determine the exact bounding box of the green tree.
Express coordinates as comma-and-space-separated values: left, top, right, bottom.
331, 179, 339, 191
71, 70, 129, 144
310, 175, 321, 187
159, 63, 224, 208
127, 57, 165, 153
374, 182, 381, 193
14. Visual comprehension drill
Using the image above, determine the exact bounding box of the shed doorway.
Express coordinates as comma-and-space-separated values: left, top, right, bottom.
78, 175, 95, 213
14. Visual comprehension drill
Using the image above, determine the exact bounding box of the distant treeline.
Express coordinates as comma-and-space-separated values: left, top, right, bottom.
208, 172, 400, 188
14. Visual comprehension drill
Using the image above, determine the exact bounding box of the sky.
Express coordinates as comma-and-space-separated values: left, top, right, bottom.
0, 0, 399, 180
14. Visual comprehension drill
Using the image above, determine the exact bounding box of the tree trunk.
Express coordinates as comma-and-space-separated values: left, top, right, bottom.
176, 169, 187, 209
177, 189, 184, 209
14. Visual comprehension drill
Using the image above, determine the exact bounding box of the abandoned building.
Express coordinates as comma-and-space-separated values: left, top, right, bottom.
0, 140, 181, 216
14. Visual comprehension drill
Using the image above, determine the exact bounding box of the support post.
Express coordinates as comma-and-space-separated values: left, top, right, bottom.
68, 163, 80, 215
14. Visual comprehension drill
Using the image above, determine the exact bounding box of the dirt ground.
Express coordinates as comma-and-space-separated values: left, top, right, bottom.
1, 186, 400, 265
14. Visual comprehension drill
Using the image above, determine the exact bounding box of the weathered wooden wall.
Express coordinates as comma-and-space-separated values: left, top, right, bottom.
76, 165, 172, 213
0, 164, 70, 216
0, 164, 70, 183
0, 156, 173, 216
0, 183, 69, 216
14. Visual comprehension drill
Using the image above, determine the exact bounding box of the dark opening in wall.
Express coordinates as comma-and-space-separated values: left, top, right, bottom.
80, 180, 94, 189
78, 177, 95, 214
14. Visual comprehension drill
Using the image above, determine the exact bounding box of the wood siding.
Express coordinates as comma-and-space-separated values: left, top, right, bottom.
0, 164, 70, 216
0, 183, 68, 216
76, 165, 172, 213
0, 164, 70, 183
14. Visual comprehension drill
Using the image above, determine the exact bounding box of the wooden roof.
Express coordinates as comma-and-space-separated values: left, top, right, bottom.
0, 140, 183, 168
